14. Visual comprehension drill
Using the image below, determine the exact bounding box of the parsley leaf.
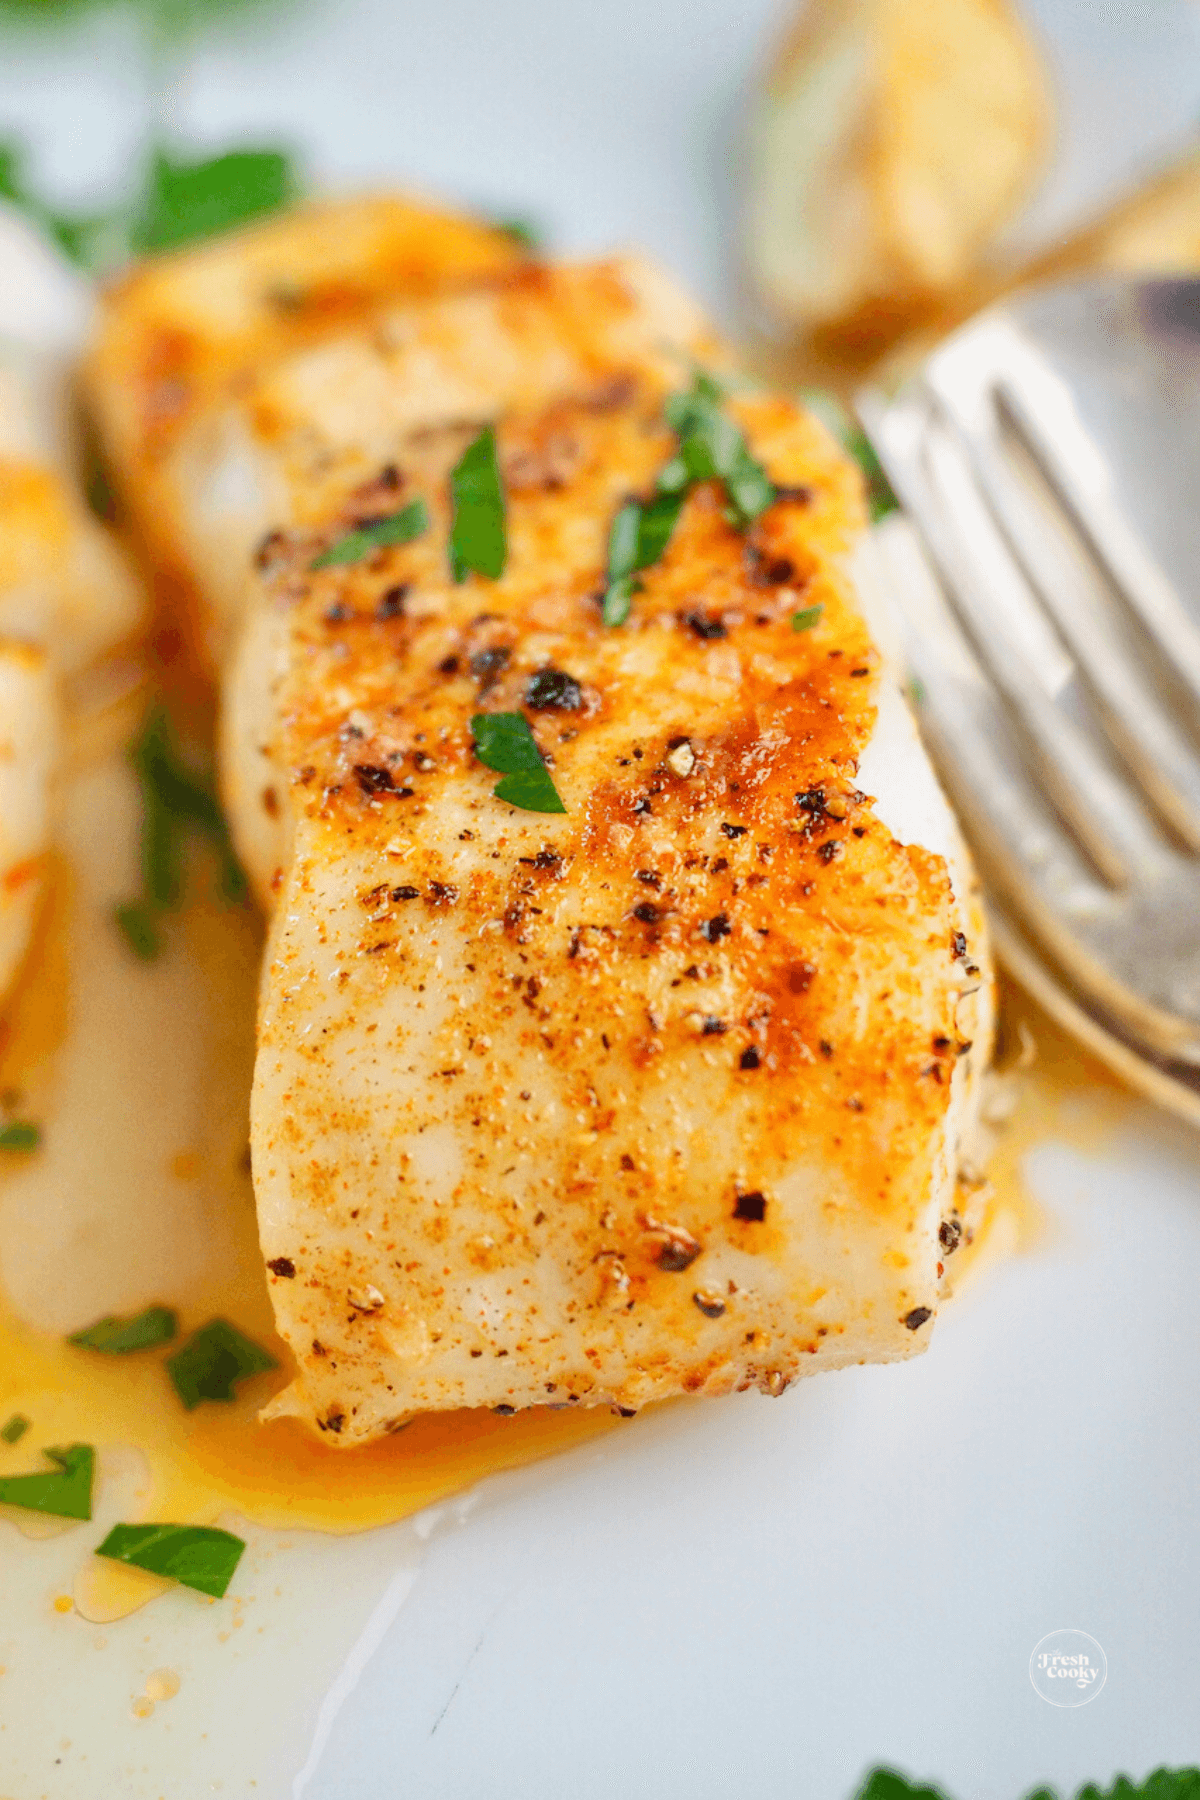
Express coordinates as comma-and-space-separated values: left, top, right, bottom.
0, 1443, 93, 1519
96, 1521, 245, 1599
166, 1319, 277, 1410
0, 140, 105, 267
610, 491, 686, 578
1, 1413, 30, 1445
471, 712, 566, 815
856, 1774, 953, 1800
0, 142, 20, 203
791, 605, 823, 632
601, 575, 637, 628
69, 1306, 178, 1354
116, 707, 247, 959
131, 149, 298, 255
0, 140, 299, 274
601, 491, 685, 626
854, 1769, 1200, 1800
311, 498, 429, 569
0, 1121, 40, 1152
801, 389, 898, 523
1079, 1777, 1200, 1800
601, 370, 774, 628
492, 216, 543, 250
0, 0, 272, 32
663, 378, 775, 528
450, 426, 506, 582
114, 901, 161, 961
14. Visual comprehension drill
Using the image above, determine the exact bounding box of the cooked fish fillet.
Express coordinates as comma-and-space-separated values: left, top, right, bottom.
0, 344, 143, 997
84, 194, 525, 669
88, 209, 992, 1442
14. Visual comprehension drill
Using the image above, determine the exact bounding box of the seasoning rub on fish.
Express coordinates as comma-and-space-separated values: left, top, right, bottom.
87, 198, 993, 1443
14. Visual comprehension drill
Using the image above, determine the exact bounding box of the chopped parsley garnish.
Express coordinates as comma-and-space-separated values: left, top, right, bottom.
1, 1413, 30, 1445
69, 1306, 178, 1354
311, 498, 429, 569
450, 426, 507, 582
661, 377, 775, 528
132, 149, 297, 255
857, 1775, 953, 1800
601, 577, 637, 630
96, 1522, 246, 1599
602, 370, 775, 627
166, 1319, 277, 1410
791, 604, 823, 631
801, 389, 898, 523
855, 1769, 1200, 1800
0, 1121, 40, 1152
471, 712, 566, 815
492, 216, 543, 250
0, 1443, 93, 1519
114, 901, 161, 961
0, 139, 299, 275
602, 491, 686, 626
115, 707, 247, 960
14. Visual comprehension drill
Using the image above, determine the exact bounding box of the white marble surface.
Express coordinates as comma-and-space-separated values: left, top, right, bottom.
1, 3, 1199, 1796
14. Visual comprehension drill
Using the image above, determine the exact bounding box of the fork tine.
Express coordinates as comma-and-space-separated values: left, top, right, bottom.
860, 387, 1168, 890
858, 512, 1200, 1065
855, 512, 1103, 906
992, 327, 1200, 710
924, 361, 1200, 852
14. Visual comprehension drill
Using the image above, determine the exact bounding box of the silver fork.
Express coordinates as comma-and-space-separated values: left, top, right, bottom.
856, 275, 1200, 1126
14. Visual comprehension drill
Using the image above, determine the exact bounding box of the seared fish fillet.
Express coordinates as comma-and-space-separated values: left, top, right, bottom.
84, 194, 524, 669
88, 206, 992, 1442
0, 345, 143, 996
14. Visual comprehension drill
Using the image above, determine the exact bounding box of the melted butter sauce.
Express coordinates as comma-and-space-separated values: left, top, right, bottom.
949, 974, 1126, 1296
0, 690, 1123, 1623
0, 690, 616, 1620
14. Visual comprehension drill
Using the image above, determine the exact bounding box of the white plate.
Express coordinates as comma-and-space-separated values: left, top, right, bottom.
2, 3, 1200, 1795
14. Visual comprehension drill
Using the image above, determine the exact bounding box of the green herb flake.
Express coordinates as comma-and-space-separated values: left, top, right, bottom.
116, 706, 248, 953
96, 1521, 246, 1600
450, 426, 507, 583
167, 1319, 277, 1411
854, 1769, 1200, 1800
615, 491, 685, 579
856, 1774, 953, 1800
1, 1413, 30, 1445
791, 605, 823, 632
1079, 1776, 1200, 1800
470, 712, 566, 815
800, 389, 898, 523
846, 426, 899, 523
601, 574, 637, 629
1, 139, 299, 276
492, 216, 543, 250
0, 1443, 93, 1519
0, 1121, 40, 1152
69, 1306, 178, 1354
0, 142, 21, 205
311, 498, 429, 570
601, 491, 684, 628
115, 900, 161, 961
0, 140, 111, 271
132, 149, 298, 256
663, 376, 775, 528
602, 371, 775, 628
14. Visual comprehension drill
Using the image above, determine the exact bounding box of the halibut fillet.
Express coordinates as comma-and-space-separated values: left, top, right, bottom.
0, 346, 142, 997
87, 203, 992, 1442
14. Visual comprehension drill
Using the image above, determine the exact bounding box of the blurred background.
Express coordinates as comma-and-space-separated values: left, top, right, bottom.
1, 0, 1200, 350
